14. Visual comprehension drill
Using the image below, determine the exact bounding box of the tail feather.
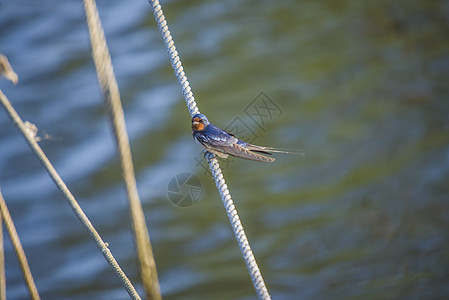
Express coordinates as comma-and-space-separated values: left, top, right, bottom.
244, 150, 276, 162
247, 145, 305, 156
222, 143, 276, 162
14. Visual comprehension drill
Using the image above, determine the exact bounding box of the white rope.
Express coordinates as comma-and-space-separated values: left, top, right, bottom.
149, 1, 271, 299
206, 153, 271, 299
149, 0, 199, 117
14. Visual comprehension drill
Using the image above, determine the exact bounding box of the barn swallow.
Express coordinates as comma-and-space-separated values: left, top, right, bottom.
192, 113, 302, 162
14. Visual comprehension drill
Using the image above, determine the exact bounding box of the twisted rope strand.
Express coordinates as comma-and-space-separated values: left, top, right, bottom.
206, 153, 271, 299
150, 0, 199, 116
149, 1, 271, 298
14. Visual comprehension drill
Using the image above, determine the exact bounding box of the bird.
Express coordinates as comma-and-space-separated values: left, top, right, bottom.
192, 113, 302, 162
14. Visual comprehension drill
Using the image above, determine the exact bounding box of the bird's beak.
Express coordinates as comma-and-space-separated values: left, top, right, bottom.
192, 121, 199, 125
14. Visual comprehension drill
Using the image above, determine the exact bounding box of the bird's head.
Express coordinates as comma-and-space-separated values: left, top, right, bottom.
192, 113, 209, 131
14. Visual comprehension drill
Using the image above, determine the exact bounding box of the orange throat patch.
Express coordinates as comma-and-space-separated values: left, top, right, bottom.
192, 122, 204, 131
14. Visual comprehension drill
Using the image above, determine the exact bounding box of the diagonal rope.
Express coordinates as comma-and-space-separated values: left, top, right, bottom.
148, 1, 271, 299
0, 189, 41, 300
149, 0, 199, 117
0, 89, 141, 300
83, 1, 162, 299
205, 153, 271, 299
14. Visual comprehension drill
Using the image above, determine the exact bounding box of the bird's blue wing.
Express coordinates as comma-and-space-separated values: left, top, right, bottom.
197, 124, 238, 147
194, 125, 274, 162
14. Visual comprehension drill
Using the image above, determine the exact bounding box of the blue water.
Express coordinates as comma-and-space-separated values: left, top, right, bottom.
1, 0, 449, 299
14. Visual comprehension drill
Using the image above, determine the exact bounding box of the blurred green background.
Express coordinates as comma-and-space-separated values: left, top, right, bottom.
0, 0, 448, 299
